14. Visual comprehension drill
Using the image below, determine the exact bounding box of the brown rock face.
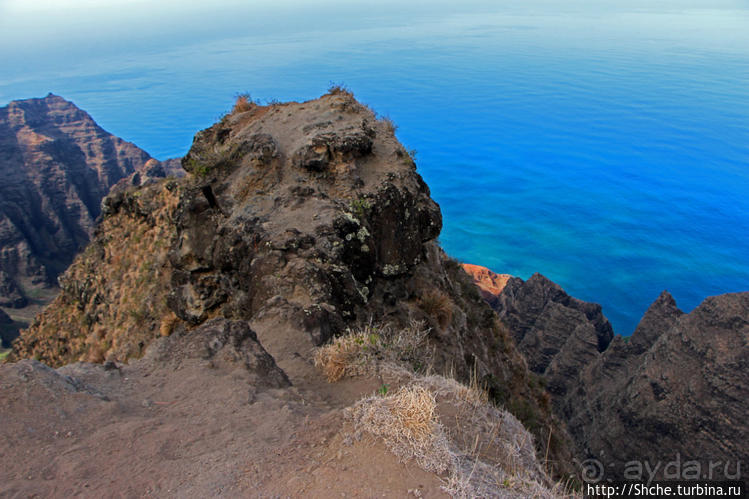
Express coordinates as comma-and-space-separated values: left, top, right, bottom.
472, 266, 748, 484
490, 273, 614, 383
560, 291, 749, 483
460, 264, 512, 309
0, 94, 182, 310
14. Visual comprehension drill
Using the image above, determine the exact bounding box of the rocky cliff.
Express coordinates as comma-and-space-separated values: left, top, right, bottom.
0, 94, 181, 312
467, 265, 748, 483
462, 263, 512, 309
6, 91, 575, 494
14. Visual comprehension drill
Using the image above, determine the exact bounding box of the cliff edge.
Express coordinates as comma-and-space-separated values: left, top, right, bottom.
4, 92, 575, 496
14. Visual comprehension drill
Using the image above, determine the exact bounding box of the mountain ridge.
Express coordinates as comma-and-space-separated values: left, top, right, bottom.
464, 264, 748, 483
0, 94, 182, 345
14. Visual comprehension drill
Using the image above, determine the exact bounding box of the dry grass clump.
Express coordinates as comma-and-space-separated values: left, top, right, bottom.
347, 373, 564, 498
314, 320, 431, 382
348, 384, 453, 473
232, 93, 254, 113
314, 333, 369, 382
317, 322, 565, 497
326, 83, 353, 96
418, 289, 453, 328
159, 311, 179, 337
380, 116, 398, 135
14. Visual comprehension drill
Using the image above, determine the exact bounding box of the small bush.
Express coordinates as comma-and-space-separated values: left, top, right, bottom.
314, 334, 367, 382
349, 197, 371, 218
232, 93, 254, 113
314, 321, 430, 382
326, 82, 352, 96
159, 311, 179, 337
418, 290, 453, 328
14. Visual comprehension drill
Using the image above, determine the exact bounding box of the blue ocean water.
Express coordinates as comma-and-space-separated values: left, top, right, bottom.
1, 0, 748, 335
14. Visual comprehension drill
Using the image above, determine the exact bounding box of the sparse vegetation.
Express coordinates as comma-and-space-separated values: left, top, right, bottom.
349, 197, 371, 218
349, 384, 452, 473
11, 181, 181, 366
314, 321, 431, 382
418, 289, 453, 329
380, 116, 398, 134
326, 82, 352, 96
317, 321, 565, 498
232, 93, 254, 113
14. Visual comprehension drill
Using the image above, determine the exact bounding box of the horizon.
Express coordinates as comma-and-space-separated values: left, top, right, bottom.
1, 0, 748, 335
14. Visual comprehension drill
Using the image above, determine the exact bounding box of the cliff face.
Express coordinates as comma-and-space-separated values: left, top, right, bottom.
10, 92, 574, 480
461, 263, 512, 309
0, 94, 181, 309
562, 291, 748, 482
467, 265, 748, 483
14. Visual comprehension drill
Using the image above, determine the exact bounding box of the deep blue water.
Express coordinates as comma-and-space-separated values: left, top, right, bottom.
1, 0, 748, 335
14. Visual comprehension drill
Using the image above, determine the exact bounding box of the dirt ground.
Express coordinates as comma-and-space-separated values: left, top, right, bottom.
0, 324, 449, 498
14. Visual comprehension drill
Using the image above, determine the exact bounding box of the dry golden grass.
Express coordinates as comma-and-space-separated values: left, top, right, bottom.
314, 320, 431, 382
348, 384, 452, 473
160, 311, 179, 337
232, 94, 254, 113
321, 320, 566, 498
314, 334, 366, 382
418, 289, 453, 328
12, 181, 180, 366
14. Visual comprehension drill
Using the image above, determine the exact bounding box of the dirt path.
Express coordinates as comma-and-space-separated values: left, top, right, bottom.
0, 325, 448, 498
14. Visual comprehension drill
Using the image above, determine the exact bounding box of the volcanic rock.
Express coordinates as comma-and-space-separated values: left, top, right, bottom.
468, 264, 748, 483
0, 271, 26, 308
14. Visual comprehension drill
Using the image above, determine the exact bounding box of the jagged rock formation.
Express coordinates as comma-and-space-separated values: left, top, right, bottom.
467, 266, 748, 483
561, 291, 749, 482
491, 272, 614, 395
0, 94, 182, 310
10, 91, 575, 481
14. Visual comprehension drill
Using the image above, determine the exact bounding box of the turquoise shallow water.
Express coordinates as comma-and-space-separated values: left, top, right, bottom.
1, 0, 748, 335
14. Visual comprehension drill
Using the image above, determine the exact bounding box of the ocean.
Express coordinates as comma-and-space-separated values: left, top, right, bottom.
1, 0, 747, 335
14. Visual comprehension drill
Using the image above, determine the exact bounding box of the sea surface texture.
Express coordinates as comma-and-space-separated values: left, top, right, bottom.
1, 0, 747, 334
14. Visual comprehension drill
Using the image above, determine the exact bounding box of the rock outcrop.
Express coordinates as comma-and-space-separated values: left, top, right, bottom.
461, 263, 511, 309
491, 273, 613, 392
561, 291, 749, 483
467, 267, 748, 483
10, 91, 574, 479
0, 94, 182, 310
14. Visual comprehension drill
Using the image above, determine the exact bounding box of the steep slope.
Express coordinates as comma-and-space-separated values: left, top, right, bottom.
0, 94, 182, 313
560, 291, 748, 482
462, 263, 512, 309
8, 91, 576, 489
466, 265, 748, 483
